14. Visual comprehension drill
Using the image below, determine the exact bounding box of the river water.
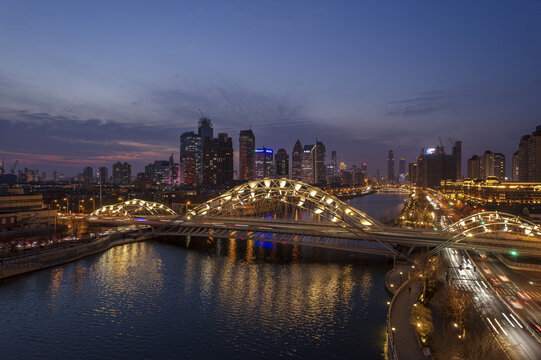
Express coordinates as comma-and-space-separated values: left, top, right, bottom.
0, 193, 408, 360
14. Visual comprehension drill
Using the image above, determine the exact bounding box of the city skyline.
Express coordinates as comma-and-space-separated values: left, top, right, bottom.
1, 1, 540, 176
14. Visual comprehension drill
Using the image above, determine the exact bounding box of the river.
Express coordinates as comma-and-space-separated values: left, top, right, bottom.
0, 193, 409, 359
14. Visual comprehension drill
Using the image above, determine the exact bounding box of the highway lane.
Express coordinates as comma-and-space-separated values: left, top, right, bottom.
445, 248, 541, 359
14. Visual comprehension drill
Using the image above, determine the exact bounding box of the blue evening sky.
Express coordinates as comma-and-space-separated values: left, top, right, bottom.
0, 0, 540, 176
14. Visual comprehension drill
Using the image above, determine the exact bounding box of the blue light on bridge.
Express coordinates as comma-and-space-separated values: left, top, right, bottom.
254, 241, 274, 249
134, 217, 148, 222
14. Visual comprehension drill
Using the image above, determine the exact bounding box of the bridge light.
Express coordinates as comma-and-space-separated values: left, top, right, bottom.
264, 179, 271, 188
279, 180, 286, 188
314, 208, 323, 214
331, 216, 338, 222
510, 250, 518, 256
295, 183, 302, 191
326, 197, 333, 204
345, 208, 351, 214
310, 190, 317, 197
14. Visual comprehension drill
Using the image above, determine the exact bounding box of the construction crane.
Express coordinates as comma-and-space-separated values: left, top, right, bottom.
10, 160, 18, 174
198, 108, 206, 118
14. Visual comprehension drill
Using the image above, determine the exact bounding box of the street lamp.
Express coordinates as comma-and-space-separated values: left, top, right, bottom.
510, 250, 518, 263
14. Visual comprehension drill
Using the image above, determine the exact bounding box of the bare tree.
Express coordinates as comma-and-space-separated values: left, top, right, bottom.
410, 303, 433, 344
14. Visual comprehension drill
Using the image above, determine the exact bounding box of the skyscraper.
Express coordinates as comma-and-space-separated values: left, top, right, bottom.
112, 161, 131, 185
301, 145, 314, 184
98, 167, 108, 184
512, 152, 519, 181
198, 117, 213, 146
202, 133, 233, 186
452, 141, 462, 179
82, 166, 93, 183
239, 130, 255, 181
330, 151, 337, 177
467, 155, 481, 179
180, 131, 202, 183
275, 149, 289, 177
254, 148, 273, 179
311, 141, 326, 184
398, 157, 406, 175
416, 147, 456, 188
291, 140, 303, 180
479, 151, 505, 181
361, 163, 367, 177
387, 150, 395, 184
518, 135, 530, 181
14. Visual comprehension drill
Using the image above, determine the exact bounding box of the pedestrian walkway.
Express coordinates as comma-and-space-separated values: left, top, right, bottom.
387, 265, 427, 360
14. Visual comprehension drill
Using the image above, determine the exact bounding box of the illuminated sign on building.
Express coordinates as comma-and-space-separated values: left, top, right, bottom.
425, 148, 436, 155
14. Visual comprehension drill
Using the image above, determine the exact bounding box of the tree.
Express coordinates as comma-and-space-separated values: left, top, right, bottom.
410, 303, 433, 345
443, 285, 472, 337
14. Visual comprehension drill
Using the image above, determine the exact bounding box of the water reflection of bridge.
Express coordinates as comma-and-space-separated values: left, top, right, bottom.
90, 179, 541, 258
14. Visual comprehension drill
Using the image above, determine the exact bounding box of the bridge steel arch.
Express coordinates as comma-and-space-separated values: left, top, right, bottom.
432, 211, 540, 254
172, 178, 400, 256
90, 199, 176, 219
188, 178, 382, 230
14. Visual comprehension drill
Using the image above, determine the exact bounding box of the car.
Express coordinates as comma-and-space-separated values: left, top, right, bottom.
531, 321, 541, 335
479, 252, 487, 259
516, 291, 531, 301
490, 277, 502, 286
483, 267, 492, 275
508, 297, 523, 309
498, 274, 510, 282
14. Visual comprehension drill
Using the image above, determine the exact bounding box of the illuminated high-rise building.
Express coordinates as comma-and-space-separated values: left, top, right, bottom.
202, 133, 233, 186
512, 152, 519, 181
452, 141, 462, 179
275, 149, 289, 178
291, 140, 303, 180
180, 131, 202, 183
387, 150, 395, 184
516, 126, 541, 182
82, 167, 93, 183
254, 147, 273, 179
467, 155, 481, 179
479, 151, 505, 181
330, 151, 337, 176
198, 117, 213, 146
311, 141, 326, 185
239, 130, 255, 181
301, 145, 314, 184
361, 163, 367, 177
112, 161, 131, 185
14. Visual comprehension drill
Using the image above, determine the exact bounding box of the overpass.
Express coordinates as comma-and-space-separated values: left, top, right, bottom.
89, 179, 541, 258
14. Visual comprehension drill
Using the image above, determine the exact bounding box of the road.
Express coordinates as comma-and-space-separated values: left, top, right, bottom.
444, 241, 541, 359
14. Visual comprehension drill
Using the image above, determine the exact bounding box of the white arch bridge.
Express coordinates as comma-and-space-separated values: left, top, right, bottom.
92, 179, 541, 258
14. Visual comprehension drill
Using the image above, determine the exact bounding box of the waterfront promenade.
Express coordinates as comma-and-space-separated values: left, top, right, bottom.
386, 264, 427, 360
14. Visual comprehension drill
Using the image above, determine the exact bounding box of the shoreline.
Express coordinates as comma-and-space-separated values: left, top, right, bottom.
0, 232, 150, 281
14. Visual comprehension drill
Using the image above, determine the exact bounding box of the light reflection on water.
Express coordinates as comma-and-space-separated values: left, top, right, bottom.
0, 194, 406, 359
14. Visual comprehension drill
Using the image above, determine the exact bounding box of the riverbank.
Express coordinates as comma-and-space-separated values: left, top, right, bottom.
0, 231, 150, 280
385, 264, 427, 360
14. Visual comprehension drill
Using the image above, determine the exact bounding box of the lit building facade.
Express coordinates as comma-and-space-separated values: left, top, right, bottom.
441, 179, 541, 209
239, 129, 255, 181
301, 145, 314, 184
254, 148, 274, 179
387, 150, 395, 184
291, 140, 303, 180
275, 148, 289, 178
311, 141, 326, 185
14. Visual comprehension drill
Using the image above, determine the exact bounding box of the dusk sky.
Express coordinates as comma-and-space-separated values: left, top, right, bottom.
1, 0, 540, 177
